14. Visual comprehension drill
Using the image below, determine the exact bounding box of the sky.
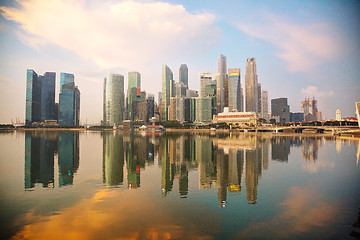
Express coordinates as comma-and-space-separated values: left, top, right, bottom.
0, 0, 359, 124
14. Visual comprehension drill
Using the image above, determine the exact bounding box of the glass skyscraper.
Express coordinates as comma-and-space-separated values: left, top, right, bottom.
39, 72, 56, 121
59, 73, 80, 126
127, 72, 141, 120
60, 73, 74, 92
179, 64, 188, 89
228, 68, 243, 112
26, 69, 41, 124
161, 65, 173, 121
103, 73, 124, 126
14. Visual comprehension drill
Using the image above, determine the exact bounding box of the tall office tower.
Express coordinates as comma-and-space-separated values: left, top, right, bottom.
271, 98, 290, 123
199, 72, 212, 97
245, 57, 259, 113
103, 77, 106, 124
161, 65, 173, 121
39, 72, 56, 121
217, 54, 227, 113
175, 81, 187, 97
59, 81, 81, 126
261, 90, 269, 121
26, 69, 41, 124
60, 72, 74, 92
257, 83, 262, 114
195, 97, 212, 122
205, 80, 217, 118
127, 72, 141, 119
179, 64, 188, 89
301, 97, 319, 121
228, 68, 242, 112
103, 73, 124, 126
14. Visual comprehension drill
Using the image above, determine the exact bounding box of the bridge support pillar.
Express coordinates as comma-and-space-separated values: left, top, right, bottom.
275, 128, 278, 134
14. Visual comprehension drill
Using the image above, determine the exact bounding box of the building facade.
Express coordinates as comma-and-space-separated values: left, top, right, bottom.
245, 58, 259, 113
195, 97, 212, 123
271, 98, 290, 123
217, 54, 227, 113
103, 73, 124, 126
228, 68, 242, 112
179, 64, 188, 89
213, 109, 258, 127
127, 72, 141, 119
301, 97, 319, 121
260, 90, 268, 121
26, 69, 42, 124
161, 65, 174, 121
39, 72, 56, 122
199, 72, 213, 97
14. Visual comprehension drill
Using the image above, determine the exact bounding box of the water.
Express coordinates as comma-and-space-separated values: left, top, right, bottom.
0, 130, 359, 240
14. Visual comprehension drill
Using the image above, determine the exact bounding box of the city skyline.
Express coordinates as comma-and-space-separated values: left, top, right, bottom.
0, 0, 359, 124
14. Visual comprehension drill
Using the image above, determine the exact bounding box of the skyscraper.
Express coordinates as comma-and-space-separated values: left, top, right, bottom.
127, 72, 141, 119
228, 68, 242, 112
217, 54, 227, 113
103, 73, 124, 126
179, 64, 188, 89
301, 97, 319, 121
261, 90, 268, 121
199, 72, 212, 97
26, 69, 41, 124
59, 81, 80, 126
161, 65, 174, 121
245, 58, 259, 113
257, 83, 262, 114
60, 73, 74, 92
39, 72, 56, 121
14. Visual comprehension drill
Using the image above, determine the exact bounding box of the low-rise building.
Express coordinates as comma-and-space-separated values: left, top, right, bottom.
213, 108, 258, 127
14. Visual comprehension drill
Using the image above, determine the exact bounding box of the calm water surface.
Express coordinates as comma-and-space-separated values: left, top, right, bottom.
0, 130, 359, 240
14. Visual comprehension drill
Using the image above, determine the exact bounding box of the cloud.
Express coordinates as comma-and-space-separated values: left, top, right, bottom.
0, 0, 218, 69
301, 85, 334, 98
237, 14, 343, 73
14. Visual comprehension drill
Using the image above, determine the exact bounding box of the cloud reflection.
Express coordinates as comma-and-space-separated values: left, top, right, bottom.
11, 189, 220, 240
234, 186, 340, 239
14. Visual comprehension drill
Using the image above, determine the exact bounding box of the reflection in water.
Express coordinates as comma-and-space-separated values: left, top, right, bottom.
302, 138, 321, 161
25, 131, 79, 189
24, 132, 357, 207
271, 137, 291, 162
25, 132, 57, 189
17, 132, 360, 239
58, 132, 79, 186
103, 132, 124, 187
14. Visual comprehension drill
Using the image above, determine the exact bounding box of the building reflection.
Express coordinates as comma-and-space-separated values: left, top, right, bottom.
103, 132, 124, 187
58, 132, 79, 187
302, 138, 321, 161
161, 137, 175, 196
271, 137, 291, 162
25, 131, 58, 189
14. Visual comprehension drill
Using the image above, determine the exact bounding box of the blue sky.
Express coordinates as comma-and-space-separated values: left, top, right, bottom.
0, 0, 359, 124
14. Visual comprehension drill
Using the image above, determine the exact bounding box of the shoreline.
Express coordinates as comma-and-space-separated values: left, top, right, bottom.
2, 127, 359, 139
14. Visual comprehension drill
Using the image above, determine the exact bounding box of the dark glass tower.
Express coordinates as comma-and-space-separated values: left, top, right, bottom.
59, 73, 80, 126
25, 69, 41, 124
39, 72, 56, 121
